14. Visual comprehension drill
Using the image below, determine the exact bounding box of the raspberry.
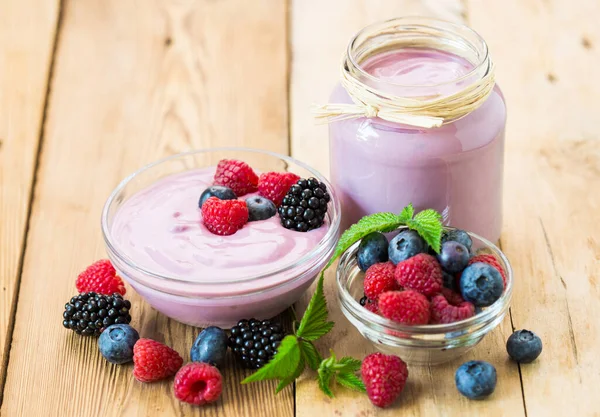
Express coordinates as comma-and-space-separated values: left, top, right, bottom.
258, 172, 300, 206
133, 338, 183, 382
174, 363, 223, 405
468, 254, 507, 287
213, 159, 258, 196
440, 287, 466, 306
75, 259, 126, 295
395, 253, 443, 297
378, 290, 430, 325
361, 353, 408, 408
201, 197, 248, 236
364, 299, 380, 315
430, 294, 475, 324
363, 262, 399, 300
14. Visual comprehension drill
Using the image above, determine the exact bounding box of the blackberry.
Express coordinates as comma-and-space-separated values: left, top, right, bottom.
228, 318, 285, 369
62, 292, 132, 336
278, 177, 330, 232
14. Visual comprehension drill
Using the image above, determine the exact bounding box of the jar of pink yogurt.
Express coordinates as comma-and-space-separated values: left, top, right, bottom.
323, 17, 506, 243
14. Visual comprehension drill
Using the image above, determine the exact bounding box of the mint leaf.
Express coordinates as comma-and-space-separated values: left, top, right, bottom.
276, 355, 305, 393
398, 203, 414, 223
299, 339, 322, 371
406, 208, 443, 253
325, 212, 404, 269
336, 372, 366, 393
242, 335, 301, 384
316, 352, 363, 397
295, 274, 334, 341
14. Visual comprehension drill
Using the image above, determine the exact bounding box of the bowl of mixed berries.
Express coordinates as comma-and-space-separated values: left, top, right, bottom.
336, 226, 513, 365
102, 148, 340, 327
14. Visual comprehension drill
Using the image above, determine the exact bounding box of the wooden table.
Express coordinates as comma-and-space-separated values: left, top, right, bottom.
1, 0, 599, 415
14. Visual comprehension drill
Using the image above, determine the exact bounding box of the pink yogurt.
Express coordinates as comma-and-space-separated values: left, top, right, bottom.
329, 48, 506, 242
107, 167, 332, 327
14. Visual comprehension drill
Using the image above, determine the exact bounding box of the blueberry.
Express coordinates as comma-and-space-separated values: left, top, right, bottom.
246, 196, 277, 221
437, 241, 470, 274
98, 324, 140, 364
190, 326, 228, 368
506, 329, 543, 363
460, 263, 504, 307
455, 360, 497, 399
199, 186, 237, 208
357, 232, 389, 271
442, 271, 458, 291
388, 230, 426, 265
442, 229, 473, 252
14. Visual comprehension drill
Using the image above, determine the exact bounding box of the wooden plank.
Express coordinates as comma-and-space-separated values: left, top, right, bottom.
0, 0, 289, 416
467, 0, 600, 415
0, 0, 60, 400
291, 1, 525, 415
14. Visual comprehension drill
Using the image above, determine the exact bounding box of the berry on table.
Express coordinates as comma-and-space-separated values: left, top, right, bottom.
363, 262, 398, 300
198, 185, 237, 208
468, 254, 507, 288
213, 159, 258, 196
459, 263, 504, 307
388, 230, 427, 265
228, 318, 285, 369
246, 196, 277, 221
76, 259, 126, 296
190, 326, 229, 368
437, 241, 470, 274
201, 197, 248, 236
455, 360, 497, 399
357, 232, 389, 272
279, 177, 330, 232
442, 229, 473, 252
133, 338, 183, 382
361, 352, 408, 408
98, 324, 140, 364
430, 294, 475, 324
62, 292, 132, 336
394, 253, 443, 297
506, 329, 543, 363
378, 290, 430, 325
174, 362, 223, 406
257, 171, 301, 206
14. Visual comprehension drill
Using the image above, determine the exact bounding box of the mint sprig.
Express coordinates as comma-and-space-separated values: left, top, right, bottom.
242, 204, 443, 396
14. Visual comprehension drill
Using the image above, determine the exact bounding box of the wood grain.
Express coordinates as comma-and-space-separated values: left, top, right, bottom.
468, 0, 600, 415
291, 1, 525, 416
0, 0, 289, 416
0, 0, 60, 400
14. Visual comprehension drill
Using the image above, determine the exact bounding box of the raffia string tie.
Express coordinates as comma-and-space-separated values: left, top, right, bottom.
312, 52, 496, 129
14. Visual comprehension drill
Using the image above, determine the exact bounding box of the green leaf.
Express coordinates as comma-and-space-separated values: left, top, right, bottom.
406, 208, 444, 253
397, 203, 414, 223
295, 274, 334, 341
317, 366, 334, 398
325, 212, 405, 269
276, 355, 305, 393
242, 336, 301, 384
336, 357, 362, 373
299, 340, 322, 371
336, 372, 366, 393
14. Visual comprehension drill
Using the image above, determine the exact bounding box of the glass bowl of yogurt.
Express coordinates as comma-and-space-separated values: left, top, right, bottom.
336, 227, 512, 365
102, 148, 341, 328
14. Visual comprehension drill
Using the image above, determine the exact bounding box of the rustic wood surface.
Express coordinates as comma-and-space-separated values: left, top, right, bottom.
1, 0, 599, 416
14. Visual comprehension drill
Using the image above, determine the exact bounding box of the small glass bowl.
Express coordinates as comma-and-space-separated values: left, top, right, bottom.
336, 227, 513, 365
102, 148, 341, 328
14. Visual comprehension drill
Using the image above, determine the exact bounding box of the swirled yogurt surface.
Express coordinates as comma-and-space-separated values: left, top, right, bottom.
110, 168, 329, 282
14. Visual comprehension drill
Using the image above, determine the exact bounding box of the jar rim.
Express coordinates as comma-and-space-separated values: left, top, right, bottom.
346, 16, 491, 90
101, 147, 342, 288
336, 226, 513, 337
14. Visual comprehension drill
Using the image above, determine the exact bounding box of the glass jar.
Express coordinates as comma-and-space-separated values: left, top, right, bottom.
328, 17, 506, 242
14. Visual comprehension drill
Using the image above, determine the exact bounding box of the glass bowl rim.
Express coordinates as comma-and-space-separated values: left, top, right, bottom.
336, 226, 513, 335
101, 147, 342, 286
